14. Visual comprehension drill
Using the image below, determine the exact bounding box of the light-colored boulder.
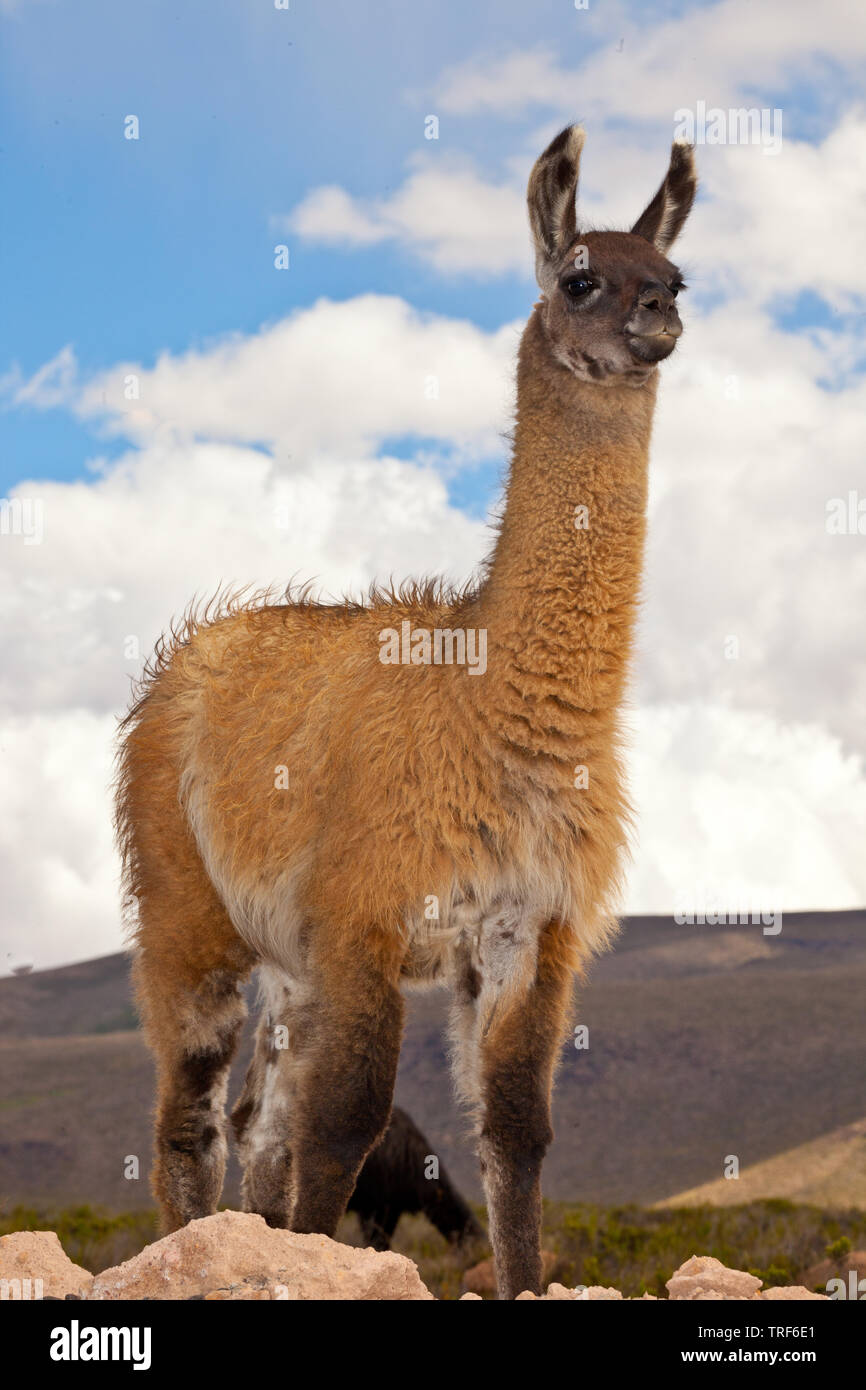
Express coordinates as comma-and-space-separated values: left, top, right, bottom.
689, 1291, 755, 1300
0, 1230, 92, 1300
760, 1286, 827, 1300
88, 1211, 433, 1301
204, 1285, 274, 1300
667, 1255, 762, 1301
6, 1221, 825, 1304
460, 1292, 483, 1300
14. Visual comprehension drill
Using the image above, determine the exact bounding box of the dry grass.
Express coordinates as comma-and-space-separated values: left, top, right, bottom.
5, 1199, 864, 1299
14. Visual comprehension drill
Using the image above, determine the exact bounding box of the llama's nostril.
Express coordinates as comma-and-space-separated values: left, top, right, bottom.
638, 280, 673, 313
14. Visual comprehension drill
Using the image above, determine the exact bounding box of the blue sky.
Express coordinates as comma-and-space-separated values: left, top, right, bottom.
3, 0, 866, 967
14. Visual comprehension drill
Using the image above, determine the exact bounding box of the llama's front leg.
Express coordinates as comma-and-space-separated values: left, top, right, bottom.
454, 919, 576, 1299
289, 947, 405, 1237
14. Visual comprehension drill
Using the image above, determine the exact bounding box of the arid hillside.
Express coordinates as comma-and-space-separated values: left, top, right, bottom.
1, 911, 864, 1210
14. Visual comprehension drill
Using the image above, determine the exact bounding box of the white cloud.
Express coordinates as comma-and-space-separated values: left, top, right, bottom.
0, 709, 119, 975
3, 343, 77, 407
636, 297, 866, 750
436, 48, 580, 118
289, 186, 394, 247
9, 295, 519, 459
629, 703, 866, 916
286, 162, 529, 276
436, 0, 866, 123
691, 109, 866, 311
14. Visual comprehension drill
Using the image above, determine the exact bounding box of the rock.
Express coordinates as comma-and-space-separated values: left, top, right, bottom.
460, 1292, 483, 1300
0, 1231, 92, 1300
462, 1248, 557, 1297
204, 1286, 274, 1300
88, 1211, 433, 1301
760, 1286, 827, 1300
3, 1221, 826, 1304
690, 1291, 754, 1300
667, 1255, 762, 1301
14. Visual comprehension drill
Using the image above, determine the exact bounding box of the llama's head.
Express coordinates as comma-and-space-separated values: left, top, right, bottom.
527, 126, 697, 385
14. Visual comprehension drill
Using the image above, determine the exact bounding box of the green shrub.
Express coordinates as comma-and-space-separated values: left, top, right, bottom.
826, 1235, 851, 1259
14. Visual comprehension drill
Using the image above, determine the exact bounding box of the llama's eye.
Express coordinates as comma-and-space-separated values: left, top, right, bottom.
670, 281, 687, 296
564, 277, 595, 298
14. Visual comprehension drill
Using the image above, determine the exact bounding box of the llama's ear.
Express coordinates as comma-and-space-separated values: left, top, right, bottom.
527, 125, 585, 272
630, 141, 697, 253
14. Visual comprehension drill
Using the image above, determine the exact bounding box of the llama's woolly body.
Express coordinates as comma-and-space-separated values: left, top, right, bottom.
116, 124, 696, 1298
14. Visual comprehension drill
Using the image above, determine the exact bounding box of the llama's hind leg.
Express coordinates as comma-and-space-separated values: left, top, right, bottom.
134, 941, 252, 1233
121, 709, 256, 1233
288, 942, 405, 1238
450, 918, 577, 1299
129, 799, 255, 1234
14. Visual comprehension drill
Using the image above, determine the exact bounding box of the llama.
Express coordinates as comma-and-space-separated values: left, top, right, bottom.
348, 1106, 483, 1251
116, 126, 696, 1299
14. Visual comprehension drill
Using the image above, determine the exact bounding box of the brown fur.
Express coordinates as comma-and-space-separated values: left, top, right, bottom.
115, 127, 696, 1297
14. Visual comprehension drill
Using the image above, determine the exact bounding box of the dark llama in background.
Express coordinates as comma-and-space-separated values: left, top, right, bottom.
115, 124, 696, 1298
349, 1107, 482, 1251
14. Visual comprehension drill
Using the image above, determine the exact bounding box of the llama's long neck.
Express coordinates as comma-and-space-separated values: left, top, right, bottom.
475, 307, 656, 749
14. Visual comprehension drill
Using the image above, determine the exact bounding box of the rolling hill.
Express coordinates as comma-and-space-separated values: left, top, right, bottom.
1, 911, 864, 1211
658, 1116, 866, 1208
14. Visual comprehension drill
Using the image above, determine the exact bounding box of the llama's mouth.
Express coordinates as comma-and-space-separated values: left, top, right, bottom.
626, 331, 678, 364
